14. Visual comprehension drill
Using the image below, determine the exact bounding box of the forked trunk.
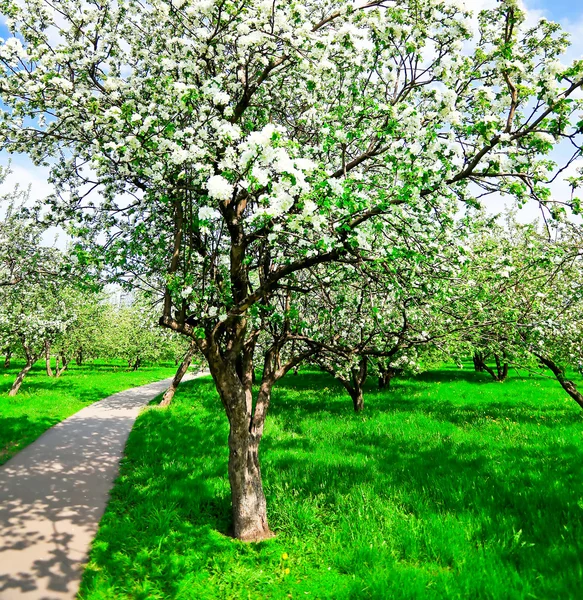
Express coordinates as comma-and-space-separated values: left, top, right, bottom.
44, 340, 54, 377
208, 344, 277, 542
473, 352, 486, 372
9, 360, 34, 396
475, 354, 507, 382
160, 341, 197, 407
319, 356, 368, 412
55, 355, 70, 378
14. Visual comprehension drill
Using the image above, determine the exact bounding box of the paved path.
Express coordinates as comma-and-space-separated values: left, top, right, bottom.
0, 372, 205, 600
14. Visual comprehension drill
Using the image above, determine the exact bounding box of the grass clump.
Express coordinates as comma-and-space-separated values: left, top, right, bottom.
80, 367, 583, 599
0, 360, 177, 465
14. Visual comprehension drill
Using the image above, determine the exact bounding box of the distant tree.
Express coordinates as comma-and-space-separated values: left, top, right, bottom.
449, 216, 583, 406
0, 166, 63, 289
0, 174, 77, 393
0, 280, 77, 394
160, 340, 200, 407
99, 298, 189, 370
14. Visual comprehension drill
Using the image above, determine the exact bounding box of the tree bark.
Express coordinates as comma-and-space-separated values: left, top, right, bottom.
76, 347, 83, 366
227, 411, 273, 541
9, 361, 35, 396
535, 353, 583, 410
378, 366, 397, 389
132, 357, 141, 371
9, 339, 39, 396
44, 340, 54, 377
55, 355, 70, 378
334, 356, 368, 411
473, 352, 486, 372
207, 345, 275, 542
160, 341, 197, 407
474, 353, 507, 382
3, 349, 11, 369
350, 387, 364, 412
351, 356, 368, 412
494, 354, 508, 382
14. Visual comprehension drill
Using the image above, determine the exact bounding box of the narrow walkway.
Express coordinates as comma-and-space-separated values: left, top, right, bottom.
0, 372, 203, 599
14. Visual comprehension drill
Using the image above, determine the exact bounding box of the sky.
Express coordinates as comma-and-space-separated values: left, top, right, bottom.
0, 0, 582, 229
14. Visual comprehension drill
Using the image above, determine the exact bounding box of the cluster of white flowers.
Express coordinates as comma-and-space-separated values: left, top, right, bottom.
206, 175, 234, 201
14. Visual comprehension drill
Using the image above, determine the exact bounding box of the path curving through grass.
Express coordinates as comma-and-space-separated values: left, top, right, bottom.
0, 372, 197, 600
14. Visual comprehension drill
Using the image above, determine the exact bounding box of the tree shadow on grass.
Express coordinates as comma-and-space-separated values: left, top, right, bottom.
263, 430, 583, 588
413, 368, 497, 384
270, 371, 583, 428
0, 415, 62, 466
0, 361, 174, 401
0, 377, 116, 404
79, 374, 583, 599
80, 380, 236, 599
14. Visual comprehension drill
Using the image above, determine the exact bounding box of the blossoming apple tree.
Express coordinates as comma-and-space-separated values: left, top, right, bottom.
449, 215, 583, 406
1, 0, 582, 540
289, 216, 471, 411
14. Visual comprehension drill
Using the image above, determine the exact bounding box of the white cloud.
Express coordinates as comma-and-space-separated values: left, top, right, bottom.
0, 155, 54, 202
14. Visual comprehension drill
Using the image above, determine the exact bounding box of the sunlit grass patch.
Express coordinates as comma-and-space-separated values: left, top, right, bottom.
80, 367, 583, 599
0, 360, 177, 465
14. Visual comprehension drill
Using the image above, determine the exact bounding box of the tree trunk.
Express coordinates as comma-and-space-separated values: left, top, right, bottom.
350, 387, 364, 412
494, 354, 508, 382
76, 347, 83, 366
132, 357, 141, 371
227, 418, 273, 541
378, 366, 396, 389
3, 349, 11, 369
44, 340, 54, 377
9, 360, 36, 396
474, 353, 507, 382
207, 344, 276, 542
535, 353, 583, 410
473, 352, 486, 372
317, 356, 368, 411
350, 356, 368, 412
160, 341, 197, 407
55, 355, 70, 378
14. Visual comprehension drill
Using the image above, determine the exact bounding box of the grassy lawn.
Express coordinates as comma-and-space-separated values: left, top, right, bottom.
0, 360, 178, 465
79, 367, 583, 600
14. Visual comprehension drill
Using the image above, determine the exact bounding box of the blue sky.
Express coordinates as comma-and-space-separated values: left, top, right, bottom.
527, 0, 582, 22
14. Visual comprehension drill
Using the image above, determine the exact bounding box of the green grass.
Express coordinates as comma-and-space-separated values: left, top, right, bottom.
0, 359, 178, 465
79, 366, 583, 599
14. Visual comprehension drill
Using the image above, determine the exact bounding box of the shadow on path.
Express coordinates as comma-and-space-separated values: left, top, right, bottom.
0, 375, 191, 600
